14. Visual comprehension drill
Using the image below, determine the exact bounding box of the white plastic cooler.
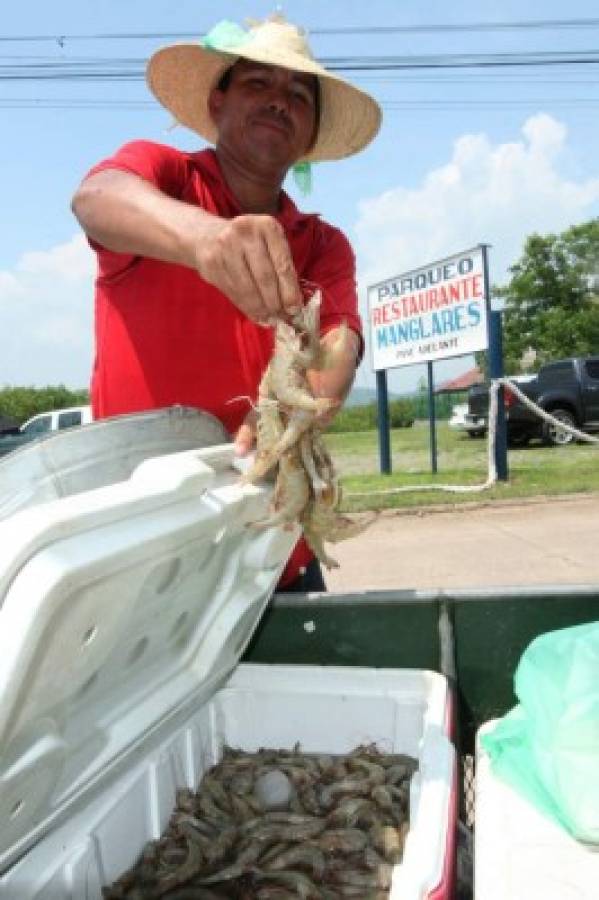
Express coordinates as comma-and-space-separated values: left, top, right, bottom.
0, 409, 456, 899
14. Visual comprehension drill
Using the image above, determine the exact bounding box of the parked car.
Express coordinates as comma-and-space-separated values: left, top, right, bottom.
449, 402, 486, 438
0, 405, 93, 457
0, 415, 19, 437
468, 356, 599, 446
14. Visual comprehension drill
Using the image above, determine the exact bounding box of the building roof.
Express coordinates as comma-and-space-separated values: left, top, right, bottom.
435, 367, 485, 394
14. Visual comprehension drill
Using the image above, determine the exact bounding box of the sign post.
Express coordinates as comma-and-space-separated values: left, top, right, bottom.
427, 361, 438, 474
376, 369, 391, 474
482, 245, 508, 481
367, 245, 492, 474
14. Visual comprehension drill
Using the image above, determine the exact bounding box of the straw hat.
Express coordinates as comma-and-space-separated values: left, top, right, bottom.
146, 16, 382, 162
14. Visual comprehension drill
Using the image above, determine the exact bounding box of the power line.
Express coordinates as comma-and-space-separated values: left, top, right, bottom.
356, 75, 599, 83
325, 51, 599, 70
383, 98, 599, 107
3, 57, 599, 84
3, 17, 599, 43
3, 97, 599, 111
3, 50, 599, 82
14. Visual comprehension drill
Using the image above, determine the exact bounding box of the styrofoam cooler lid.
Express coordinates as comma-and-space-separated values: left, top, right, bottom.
0, 405, 230, 520
0, 408, 298, 872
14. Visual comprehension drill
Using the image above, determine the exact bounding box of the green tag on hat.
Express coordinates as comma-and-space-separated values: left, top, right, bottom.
292, 161, 312, 195
200, 20, 250, 52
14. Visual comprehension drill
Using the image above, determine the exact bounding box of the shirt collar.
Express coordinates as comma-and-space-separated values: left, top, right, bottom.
192, 148, 314, 231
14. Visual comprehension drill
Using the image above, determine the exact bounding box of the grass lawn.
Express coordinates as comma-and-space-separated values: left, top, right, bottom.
325, 421, 599, 512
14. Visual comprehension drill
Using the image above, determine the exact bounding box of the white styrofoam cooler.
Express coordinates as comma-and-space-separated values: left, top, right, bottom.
475, 721, 599, 900
0, 411, 456, 899
1, 665, 455, 900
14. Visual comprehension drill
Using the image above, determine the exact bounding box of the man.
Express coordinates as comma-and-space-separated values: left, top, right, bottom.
72, 16, 381, 590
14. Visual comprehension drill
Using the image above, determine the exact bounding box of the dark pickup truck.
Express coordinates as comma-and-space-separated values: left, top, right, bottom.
467, 356, 599, 446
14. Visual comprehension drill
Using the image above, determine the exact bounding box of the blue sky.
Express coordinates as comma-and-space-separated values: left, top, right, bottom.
3, 0, 599, 393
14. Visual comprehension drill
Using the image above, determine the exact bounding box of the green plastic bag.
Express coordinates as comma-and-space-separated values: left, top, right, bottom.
482, 620, 599, 844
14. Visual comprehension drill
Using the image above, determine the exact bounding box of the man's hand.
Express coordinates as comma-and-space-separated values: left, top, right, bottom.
193, 214, 303, 324
233, 409, 258, 456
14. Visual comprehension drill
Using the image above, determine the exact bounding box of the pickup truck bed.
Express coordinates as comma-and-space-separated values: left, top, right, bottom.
1, 409, 598, 900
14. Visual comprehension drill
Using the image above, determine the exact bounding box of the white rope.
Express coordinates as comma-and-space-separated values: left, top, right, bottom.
345, 377, 597, 499
495, 377, 599, 445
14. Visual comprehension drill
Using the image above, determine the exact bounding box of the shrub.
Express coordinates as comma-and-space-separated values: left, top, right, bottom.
329, 397, 416, 432
328, 403, 377, 432
0, 385, 89, 424
389, 398, 415, 428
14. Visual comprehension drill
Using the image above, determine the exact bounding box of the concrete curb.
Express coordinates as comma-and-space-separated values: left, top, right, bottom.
350, 490, 599, 520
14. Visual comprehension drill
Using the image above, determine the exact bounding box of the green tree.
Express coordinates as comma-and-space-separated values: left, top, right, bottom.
496, 219, 599, 372
0, 385, 89, 424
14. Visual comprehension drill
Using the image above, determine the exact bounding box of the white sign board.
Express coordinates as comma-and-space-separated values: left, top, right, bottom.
367, 246, 489, 371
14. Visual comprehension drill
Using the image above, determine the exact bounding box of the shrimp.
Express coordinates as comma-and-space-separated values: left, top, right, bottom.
369, 822, 408, 864
241, 288, 373, 552
264, 844, 326, 880
241, 399, 286, 484
243, 407, 318, 485
301, 489, 372, 570
302, 517, 341, 570
254, 448, 311, 530
254, 870, 324, 899
261, 320, 333, 415
153, 840, 205, 896
296, 437, 325, 497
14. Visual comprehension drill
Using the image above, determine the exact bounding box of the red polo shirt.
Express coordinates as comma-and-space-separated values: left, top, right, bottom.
86, 141, 362, 585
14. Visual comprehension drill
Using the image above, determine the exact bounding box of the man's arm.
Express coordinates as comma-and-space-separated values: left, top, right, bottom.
308, 326, 361, 425
72, 169, 303, 323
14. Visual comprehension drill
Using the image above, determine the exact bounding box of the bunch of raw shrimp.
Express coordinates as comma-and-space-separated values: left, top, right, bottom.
241, 291, 368, 569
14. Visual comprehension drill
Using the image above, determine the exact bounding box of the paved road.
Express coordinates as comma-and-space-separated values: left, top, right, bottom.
325, 494, 599, 592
